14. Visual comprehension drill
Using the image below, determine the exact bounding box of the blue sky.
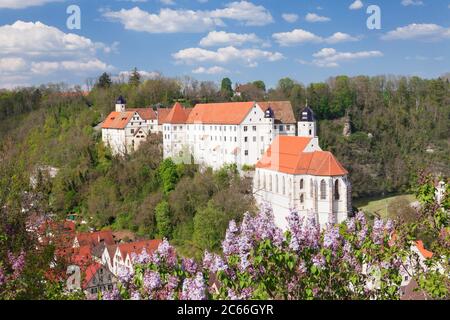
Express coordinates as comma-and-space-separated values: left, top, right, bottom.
0, 0, 449, 89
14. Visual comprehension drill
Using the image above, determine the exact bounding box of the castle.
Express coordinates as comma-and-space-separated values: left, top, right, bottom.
101, 98, 351, 228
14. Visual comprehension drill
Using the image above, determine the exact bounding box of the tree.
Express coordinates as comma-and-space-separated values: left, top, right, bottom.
193, 202, 229, 251
155, 200, 172, 238
129, 68, 141, 87
97, 72, 112, 89
220, 78, 233, 100
278, 77, 295, 96
252, 80, 266, 92
158, 158, 180, 195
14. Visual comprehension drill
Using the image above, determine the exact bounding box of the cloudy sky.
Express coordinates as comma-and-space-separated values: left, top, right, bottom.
0, 0, 449, 88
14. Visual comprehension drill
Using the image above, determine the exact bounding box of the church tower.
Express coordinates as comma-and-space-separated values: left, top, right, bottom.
297, 102, 317, 138
115, 96, 126, 112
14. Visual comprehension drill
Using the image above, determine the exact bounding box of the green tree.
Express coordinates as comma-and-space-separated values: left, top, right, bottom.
252, 80, 266, 92
97, 72, 112, 89
155, 200, 172, 238
193, 202, 229, 251
220, 78, 233, 100
158, 158, 179, 195
128, 67, 141, 87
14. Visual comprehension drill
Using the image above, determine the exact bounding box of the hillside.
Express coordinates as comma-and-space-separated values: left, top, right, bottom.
0, 74, 449, 255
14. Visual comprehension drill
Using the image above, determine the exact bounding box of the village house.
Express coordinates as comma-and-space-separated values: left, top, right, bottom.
101, 96, 170, 155
253, 106, 352, 229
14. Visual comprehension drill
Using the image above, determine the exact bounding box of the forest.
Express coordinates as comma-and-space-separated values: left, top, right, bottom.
0, 72, 449, 258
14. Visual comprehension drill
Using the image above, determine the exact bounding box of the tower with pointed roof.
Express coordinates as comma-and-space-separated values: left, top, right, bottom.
298, 101, 317, 139
115, 96, 126, 112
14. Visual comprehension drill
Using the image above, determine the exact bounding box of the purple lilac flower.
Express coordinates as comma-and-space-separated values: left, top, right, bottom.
102, 286, 121, 300
357, 225, 368, 246
304, 218, 320, 248
181, 272, 206, 300
385, 219, 394, 234
130, 290, 141, 300
239, 253, 250, 272
297, 261, 307, 274
133, 248, 151, 264
312, 253, 326, 268
152, 239, 177, 268
222, 220, 239, 257
143, 270, 161, 292
182, 257, 198, 274
346, 218, 356, 233
117, 267, 134, 284
323, 225, 340, 250
8, 251, 25, 279
372, 218, 385, 245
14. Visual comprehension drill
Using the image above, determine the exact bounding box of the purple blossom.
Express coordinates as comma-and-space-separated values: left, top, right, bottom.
181, 273, 206, 300
152, 239, 177, 267
346, 218, 356, 233
117, 267, 134, 284
222, 220, 239, 257
0, 267, 4, 287
182, 257, 198, 274
143, 270, 161, 292
133, 248, 151, 264
372, 218, 385, 245
323, 225, 340, 250
203, 252, 226, 273
102, 287, 121, 300
312, 253, 326, 268
7, 251, 25, 279
227, 287, 253, 300
130, 290, 141, 300
239, 253, 250, 272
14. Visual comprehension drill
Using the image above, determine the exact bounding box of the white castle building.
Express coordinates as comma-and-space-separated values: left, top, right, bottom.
162, 101, 296, 170
101, 96, 170, 155
253, 107, 352, 229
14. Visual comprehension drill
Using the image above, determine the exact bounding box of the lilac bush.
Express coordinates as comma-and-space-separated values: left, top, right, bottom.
104, 207, 407, 300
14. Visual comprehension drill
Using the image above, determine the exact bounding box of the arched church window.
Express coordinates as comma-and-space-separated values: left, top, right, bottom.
320, 180, 327, 200
300, 194, 304, 203
275, 175, 279, 193
263, 173, 266, 189
269, 174, 273, 192
334, 180, 340, 200
282, 176, 286, 195
310, 179, 314, 198
300, 179, 304, 189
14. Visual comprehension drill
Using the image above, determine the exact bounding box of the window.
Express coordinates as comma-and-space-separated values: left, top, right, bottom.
287, 125, 291, 131
300, 179, 304, 189
300, 194, 304, 203
282, 176, 286, 195
244, 126, 248, 132
253, 136, 256, 142
320, 180, 327, 200
310, 179, 314, 198
269, 174, 273, 191
253, 126, 257, 131
261, 136, 264, 142
244, 137, 248, 142
131, 129, 134, 134
244, 150, 248, 156
334, 180, 340, 200
279, 125, 284, 131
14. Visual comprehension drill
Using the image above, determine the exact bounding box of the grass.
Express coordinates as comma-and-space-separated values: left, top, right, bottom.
353, 194, 416, 220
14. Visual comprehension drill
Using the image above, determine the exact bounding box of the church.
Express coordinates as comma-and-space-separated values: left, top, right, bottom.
253, 106, 352, 229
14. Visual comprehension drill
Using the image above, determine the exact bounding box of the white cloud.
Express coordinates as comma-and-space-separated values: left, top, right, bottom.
0, 0, 62, 9
115, 70, 161, 82
349, 0, 364, 10
305, 13, 330, 23
172, 46, 284, 67
0, 21, 114, 87
308, 47, 383, 67
381, 23, 450, 41
282, 13, 299, 23
103, 1, 273, 33
272, 29, 359, 46
199, 31, 261, 47
192, 66, 229, 74
401, 0, 424, 6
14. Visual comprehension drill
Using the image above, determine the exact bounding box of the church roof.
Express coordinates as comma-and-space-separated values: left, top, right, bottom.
299, 106, 316, 122
163, 102, 192, 124
116, 96, 126, 104
186, 102, 256, 125
256, 136, 348, 176
257, 101, 296, 124
101, 111, 134, 129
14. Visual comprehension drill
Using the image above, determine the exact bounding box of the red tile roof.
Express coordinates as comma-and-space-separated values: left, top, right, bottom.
101, 111, 134, 129
83, 262, 103, 288
127, 108, 157, 121
256, 136, 348, 176
75, 230, 115, 247
157, 108, 171, 123
163, 102, 192, 124
117, 239, 162, 260
187, 102, 256, 125
415, 240, 433, 259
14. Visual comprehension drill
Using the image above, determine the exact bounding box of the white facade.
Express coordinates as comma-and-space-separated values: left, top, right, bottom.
163, 102, 296, 170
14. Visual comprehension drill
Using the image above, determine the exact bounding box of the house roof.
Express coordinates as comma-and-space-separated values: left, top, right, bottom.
83, 263, 103, 288
101, 111, 134, 129
415, 240, 433, 259
117, 239, 162, 260
127, 108, 157, 121
187, 102, 256, 125
163, 102, 192, 124
75, 230, 115, 247
256, 136, 348, 176
257, 101, 296, 124
157, 108, 171, 123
